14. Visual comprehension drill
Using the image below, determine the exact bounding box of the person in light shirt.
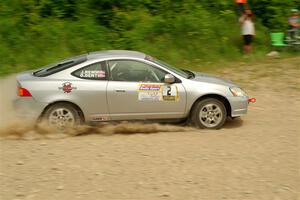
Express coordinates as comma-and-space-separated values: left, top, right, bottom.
288, 9, 299, 39
239, 8, 255, 54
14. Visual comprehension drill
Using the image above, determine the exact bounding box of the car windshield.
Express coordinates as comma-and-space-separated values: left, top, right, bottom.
148, 58, 190, 79
33, 55, 87, 77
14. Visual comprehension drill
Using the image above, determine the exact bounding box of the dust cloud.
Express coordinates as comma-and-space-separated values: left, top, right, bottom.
0, 75, 17, 126
0, 75, 193, 140
0, 121, 194, 140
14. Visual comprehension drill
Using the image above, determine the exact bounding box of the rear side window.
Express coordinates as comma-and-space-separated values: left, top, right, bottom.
33, 55, 87, 77
72, 61, 107, 80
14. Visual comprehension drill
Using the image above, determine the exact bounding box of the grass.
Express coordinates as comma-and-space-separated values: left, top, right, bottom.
0, 48, 299, 78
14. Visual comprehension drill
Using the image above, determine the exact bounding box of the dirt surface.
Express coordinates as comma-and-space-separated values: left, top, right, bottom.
0, 57, 299, 200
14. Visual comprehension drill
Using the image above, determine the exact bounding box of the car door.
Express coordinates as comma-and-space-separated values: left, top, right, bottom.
106, 59, 186, 120
71, 61, 109, 122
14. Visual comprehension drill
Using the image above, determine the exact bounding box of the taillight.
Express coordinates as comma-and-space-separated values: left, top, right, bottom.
18, 87, 32, 97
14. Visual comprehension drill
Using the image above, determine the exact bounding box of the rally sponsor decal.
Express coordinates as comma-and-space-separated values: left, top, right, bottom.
139, 84, 161, 91
80, 70, 106, 78
138, 84, 162, 101
90, 115, 110, 121
58, 82, 77, 93
138, 84, 179, 102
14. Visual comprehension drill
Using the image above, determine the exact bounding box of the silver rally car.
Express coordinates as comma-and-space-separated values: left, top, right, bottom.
14, 50, 253, 129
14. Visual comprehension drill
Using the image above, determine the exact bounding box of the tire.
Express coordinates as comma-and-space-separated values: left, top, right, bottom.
191, 98, 227, 129
43, 103, 82, 131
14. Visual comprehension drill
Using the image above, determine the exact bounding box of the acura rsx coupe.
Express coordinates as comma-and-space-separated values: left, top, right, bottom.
14, 50, 254, 130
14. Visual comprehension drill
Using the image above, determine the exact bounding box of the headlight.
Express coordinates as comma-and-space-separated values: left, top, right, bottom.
229, 87, 247, 97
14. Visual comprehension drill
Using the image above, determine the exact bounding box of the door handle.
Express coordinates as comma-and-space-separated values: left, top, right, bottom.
115, 89, 126, 92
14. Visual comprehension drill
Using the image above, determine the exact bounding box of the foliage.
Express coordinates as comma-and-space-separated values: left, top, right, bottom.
0, 0, 299, 76
250, 0, 300, 31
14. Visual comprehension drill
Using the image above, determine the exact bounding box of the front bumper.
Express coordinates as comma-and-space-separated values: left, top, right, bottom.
228, 96, 249, 117
13, 97, 48, 121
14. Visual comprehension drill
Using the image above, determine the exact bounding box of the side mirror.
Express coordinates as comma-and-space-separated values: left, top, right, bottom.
164, 74, 175, 84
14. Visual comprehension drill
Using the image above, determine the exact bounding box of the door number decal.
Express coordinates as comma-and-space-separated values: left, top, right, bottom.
138, 84, 179, 102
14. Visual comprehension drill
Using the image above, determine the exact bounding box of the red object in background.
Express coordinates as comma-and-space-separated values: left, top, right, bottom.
236, 0, 247, 3
18, 87, 32, 97
248, 98, 256, 103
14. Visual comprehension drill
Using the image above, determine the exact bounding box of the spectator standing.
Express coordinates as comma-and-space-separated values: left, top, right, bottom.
236, 0, 247, 15
239, 9, 255, 54
288, 9, 299, 39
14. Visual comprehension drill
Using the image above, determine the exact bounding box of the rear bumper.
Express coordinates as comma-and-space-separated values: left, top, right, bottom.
228, 96, 249, 117
13, 97, 48, 121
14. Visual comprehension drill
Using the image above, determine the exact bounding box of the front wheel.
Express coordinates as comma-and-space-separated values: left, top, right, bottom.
191, 98, 227, 129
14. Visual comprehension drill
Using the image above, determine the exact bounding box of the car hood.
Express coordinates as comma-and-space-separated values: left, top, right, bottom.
191, 71, 237, 87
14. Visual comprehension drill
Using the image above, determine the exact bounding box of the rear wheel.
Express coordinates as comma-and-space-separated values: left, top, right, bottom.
191, 98, 227, 129
43, 103, 81, 131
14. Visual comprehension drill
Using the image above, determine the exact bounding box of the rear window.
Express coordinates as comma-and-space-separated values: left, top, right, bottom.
33, 55, 87, 77
72, 61, 107, 80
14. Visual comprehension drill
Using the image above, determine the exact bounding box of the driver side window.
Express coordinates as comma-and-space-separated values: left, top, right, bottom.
108, 60, 167, 82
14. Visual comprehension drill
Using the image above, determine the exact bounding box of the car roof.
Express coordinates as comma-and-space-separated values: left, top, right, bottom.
32, 50, 147, 77
87, 50, 146, 60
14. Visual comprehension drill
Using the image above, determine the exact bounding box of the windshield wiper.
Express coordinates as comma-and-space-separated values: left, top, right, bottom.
181, 69, 195, 79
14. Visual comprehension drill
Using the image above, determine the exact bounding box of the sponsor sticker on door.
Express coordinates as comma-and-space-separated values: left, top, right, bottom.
138, 84, 162, 101
138, 84, 179, 102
